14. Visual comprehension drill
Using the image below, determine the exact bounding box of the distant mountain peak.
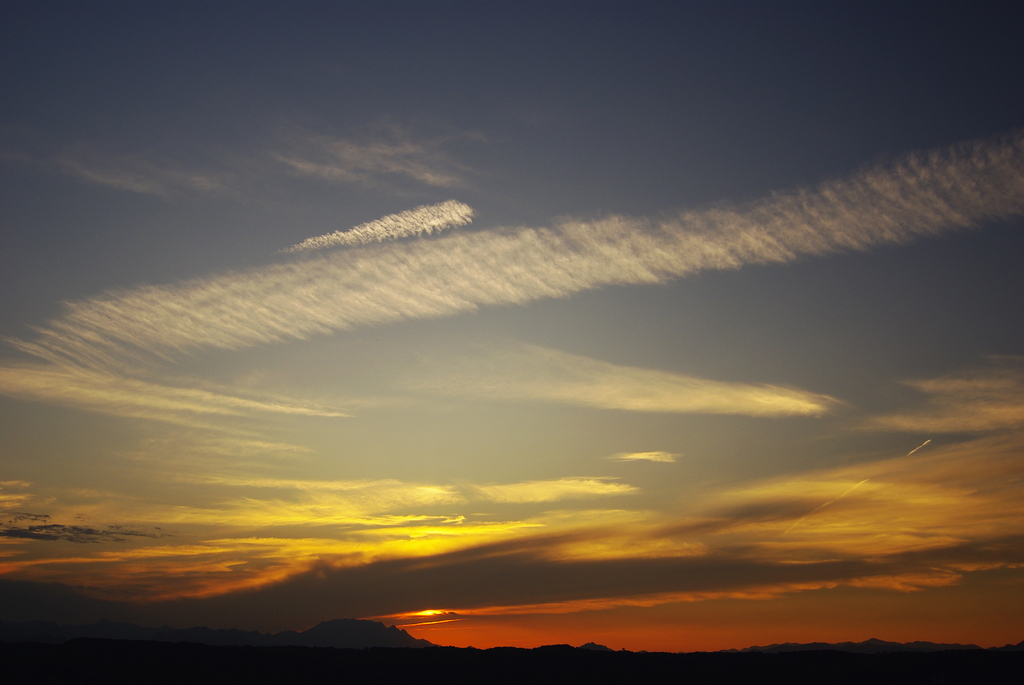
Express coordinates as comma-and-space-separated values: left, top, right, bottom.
579, 642, 614, 651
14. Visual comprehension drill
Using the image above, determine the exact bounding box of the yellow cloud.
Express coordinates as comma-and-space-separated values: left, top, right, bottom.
610, 451, 678, 462
867, 358, 1024, 432
474, 478, 637, 503
408, 343, 835, 417
0, 480, 32, 511
0, 364, 347, 425
4, 432, 1023, 613
706, 434, 1024, 559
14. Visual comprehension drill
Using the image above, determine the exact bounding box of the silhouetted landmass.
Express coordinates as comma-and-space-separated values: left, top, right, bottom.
730, 637, 985, 653
579, 641, 614, 651
995, 639, 1024, 652
0, 618, 431, 648
3, 640, 1023, 684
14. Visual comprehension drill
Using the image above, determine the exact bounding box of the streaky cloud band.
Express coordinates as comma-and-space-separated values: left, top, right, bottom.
9, 131, 1024, 371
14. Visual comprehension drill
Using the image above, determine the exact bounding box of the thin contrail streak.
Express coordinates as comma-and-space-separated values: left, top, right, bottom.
906, 439, 932, 456
784, 479, 870, 535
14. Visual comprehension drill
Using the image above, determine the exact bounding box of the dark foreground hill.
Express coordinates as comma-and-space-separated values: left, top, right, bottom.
732, 637, 1024, 653
4, 640, 1024, 685
733, 637, 985, 653
0, 618, 431, 648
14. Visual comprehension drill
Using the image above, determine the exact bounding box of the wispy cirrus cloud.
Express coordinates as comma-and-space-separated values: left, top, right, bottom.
866, 357, 1024, 433
473, 478, 637, 503
183, 474, 636, 514
179, 476, 465, 521
6, 123, 478, 199
9, 132, 1024, 375
0, 481, 32, 512
610, 451, 678, 462
283, 200, 474, 253
406, 343, 834, 417
0, 364, 348, 427
273, 126, 477, 188
55, 143, 232, 197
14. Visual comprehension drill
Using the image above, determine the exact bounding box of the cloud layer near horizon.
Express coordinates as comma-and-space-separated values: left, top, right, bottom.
3, 431, 1022, 630
9, 132, 1024, 374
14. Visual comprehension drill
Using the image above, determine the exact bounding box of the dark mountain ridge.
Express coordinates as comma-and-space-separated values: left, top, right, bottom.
730, 637, 1024, 653
4, 618, 1022, 655
5, 640, 1024, 685
0, 618, 432, 648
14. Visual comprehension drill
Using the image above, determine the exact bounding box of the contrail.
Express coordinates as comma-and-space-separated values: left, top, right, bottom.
906, 439, 932, 456
283, 200, 474, 253
784, 479, 870, 535
784, 439, 933, 534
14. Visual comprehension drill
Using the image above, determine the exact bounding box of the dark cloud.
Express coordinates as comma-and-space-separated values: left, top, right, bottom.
7, 512, 51, 523
5, 529, 1023, 632
0, 520, 164, 543
132, 532, 1024, 632
659, 500, 821, 538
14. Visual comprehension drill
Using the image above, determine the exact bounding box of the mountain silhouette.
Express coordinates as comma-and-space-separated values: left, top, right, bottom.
992, 639, 1024, 652
5, 639, 1024, 684
578, 642, 614, 651
730, 637, 984, 653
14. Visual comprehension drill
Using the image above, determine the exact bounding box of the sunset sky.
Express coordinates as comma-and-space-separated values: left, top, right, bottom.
2, 2, 1024, 651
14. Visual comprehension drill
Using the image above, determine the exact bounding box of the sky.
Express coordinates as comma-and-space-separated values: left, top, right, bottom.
2, 1, 1024, 652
